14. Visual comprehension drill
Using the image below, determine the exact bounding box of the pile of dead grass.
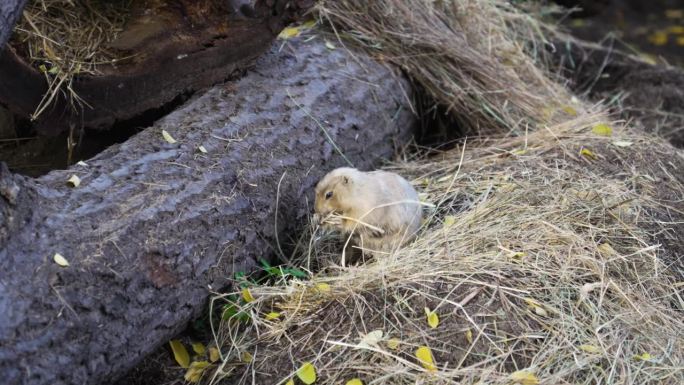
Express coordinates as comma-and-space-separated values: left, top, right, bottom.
10, 0, 131, 119
316, 0, 570, 135
204, 112, 683, 385
193, 1, 683, 384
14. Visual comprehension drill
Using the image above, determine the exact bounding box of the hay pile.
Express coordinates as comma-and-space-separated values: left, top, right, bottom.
197, 1, 683, 384
10, 0, 131, 119
205, 116, 683, 385
317, 0, 570, 135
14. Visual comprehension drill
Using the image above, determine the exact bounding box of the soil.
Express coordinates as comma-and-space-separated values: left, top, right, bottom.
554, 0, 684, 148
559, 0, 684, 67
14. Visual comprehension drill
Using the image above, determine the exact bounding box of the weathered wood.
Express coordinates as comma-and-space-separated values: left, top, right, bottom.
0, 0, 27, 50
0, 0, 313, 135
0, 38, 415, 385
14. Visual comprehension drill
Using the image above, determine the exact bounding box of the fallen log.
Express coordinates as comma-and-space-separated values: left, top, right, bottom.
0, 0, 313, 135
0, 0, 27, 50
0, 38, 415, 385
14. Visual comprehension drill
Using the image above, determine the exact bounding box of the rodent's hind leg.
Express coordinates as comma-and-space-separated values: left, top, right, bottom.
345, 242, 367, 265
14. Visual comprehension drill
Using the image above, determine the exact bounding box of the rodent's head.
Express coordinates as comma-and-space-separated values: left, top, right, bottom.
314, 167, 358, 220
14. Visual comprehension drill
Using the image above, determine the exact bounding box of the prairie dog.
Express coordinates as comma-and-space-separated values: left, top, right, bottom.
314, 167, 422, 255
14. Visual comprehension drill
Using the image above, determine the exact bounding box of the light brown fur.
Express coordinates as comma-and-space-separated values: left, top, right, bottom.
314, 167, 423, 255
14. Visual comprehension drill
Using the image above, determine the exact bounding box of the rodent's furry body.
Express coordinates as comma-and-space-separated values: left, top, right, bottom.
314, 167, 422, 255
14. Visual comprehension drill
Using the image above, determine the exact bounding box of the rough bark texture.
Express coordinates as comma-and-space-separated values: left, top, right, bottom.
0, 0, 313, 135
0, 0, 27, 50
0, 38, 415, 385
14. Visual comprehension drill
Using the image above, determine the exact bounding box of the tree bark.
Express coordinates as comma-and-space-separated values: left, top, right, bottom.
0, 0, 313, 135
0, 0, 27, 51
0, 38, 415, 385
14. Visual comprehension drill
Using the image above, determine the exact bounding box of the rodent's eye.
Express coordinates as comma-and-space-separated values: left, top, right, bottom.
325, 191, 333, 200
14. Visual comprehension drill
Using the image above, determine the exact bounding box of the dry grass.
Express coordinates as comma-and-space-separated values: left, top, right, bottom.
10, 0, 131, 119
203, 112, 683, 385
316, 0, 571, 135
192, 1, 684, 384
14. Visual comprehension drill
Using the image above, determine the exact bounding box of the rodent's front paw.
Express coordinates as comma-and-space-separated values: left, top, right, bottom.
322, 215, 343, 227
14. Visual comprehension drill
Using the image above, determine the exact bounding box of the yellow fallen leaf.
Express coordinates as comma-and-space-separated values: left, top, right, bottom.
648, 31, 668, 46
465, 329, 473, 344
278, 26, 301, 39
592, 123, 613, 136
639, 53, 658, 65
169, 340, 190, 368
191, 342, 205, 355
184, 361, 210, 383
541, 106, 555, 119
570, 19, 585, 27
579, 344, 601, 354
302, 20, 317, 29
667, 25, 684, 34
241, 288, 255, 302
358, 330, 383, 349
66, 175, 81, 187
265, 312, 281, 320
511, 148, 527, 156
53, 253, 69, 267
634, 352, 653, 361
198, 145, 208, 153
597, 243, 616, 256
424, 307, 439, 328
415, 346, 437, 371
665, 9, 683, 19
296, 362, 317, 384
346, 379, 363, 385
612, 140, 633, 147
209, 347, 220, 363
580, 148, 597, 160
524, 298, 548, 317
316, 283, 331, 292
562, 105, 578, 116
510, 370, 539, 385
325, 41, 336, 50
677, 36, 684, 46
285, 379, 295, 385
241, 351, 253, 363
386, 338, 400, 350
162, 130, 177, 144
443, 215, 456, 228
510, 251, 526, 261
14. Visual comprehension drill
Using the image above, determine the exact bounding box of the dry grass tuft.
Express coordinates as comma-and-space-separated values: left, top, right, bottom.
316, 0, 571, 135
197, 1, 684, 384
10, 0, 131, 119
205, 111, 683, 385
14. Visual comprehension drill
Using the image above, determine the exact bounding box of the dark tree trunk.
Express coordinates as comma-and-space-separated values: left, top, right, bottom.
0, 38, 415, 385
0, 0, 313, 135
0, 0, 27, 50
